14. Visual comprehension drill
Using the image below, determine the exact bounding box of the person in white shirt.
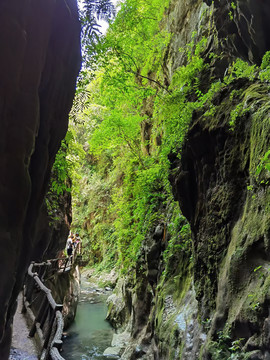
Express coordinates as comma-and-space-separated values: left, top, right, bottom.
66, 236, 73, 256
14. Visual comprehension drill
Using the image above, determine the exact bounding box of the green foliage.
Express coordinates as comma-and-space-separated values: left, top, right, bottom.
260, 51, 270, 70
165, 219, 192, 259
257, 51, 270, 82
45, 129, 85, 222
153, 36, 216, 155
256, 150, 270, 176
259, 52, 270, 81
254, 265, 262, 273
229, 103, 249, 130
163, 215, 192, 280
209, 331, 246, 360
228, 1, 237, 21
248, 294, 260, 311
224, 59, 257, 84
231, 2, 236, 10
61, 0, 269, 276
229, 338, 244, 353
69, 0, 175, 271
49, 129, 85, 197
68, 0, 261, 270
50, 139, 71, 196
80, 0, 116, 67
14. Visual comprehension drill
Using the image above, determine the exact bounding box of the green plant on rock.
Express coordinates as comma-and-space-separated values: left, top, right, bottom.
248, 294, 260, 311
208, 331, 246, 360
229, 103, 249, 130
45, 128, 86, 223
229, 338, 244, 353
256, 150, 270, 177
164, 220, 192, 266
202, 317, 212, 331
153, 36, 215, 156
224, 59, 257, 84
228, 2, 236, 21
260, 51, 270, 82
261, 51, 270, 70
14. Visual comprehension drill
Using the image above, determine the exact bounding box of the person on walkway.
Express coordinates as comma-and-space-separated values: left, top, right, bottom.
72, 235, 76, 248
66, 235, 73, 257
75, 232, 82, 254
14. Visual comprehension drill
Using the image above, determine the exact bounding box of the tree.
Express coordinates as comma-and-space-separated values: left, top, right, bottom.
80, 0, 116, 67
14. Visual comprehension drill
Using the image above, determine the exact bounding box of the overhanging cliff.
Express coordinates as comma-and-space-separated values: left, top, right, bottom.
0, 0, 81, 358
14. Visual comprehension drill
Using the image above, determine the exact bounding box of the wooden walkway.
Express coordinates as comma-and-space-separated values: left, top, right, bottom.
22, 253, 81, 360
9, 293, 38, 360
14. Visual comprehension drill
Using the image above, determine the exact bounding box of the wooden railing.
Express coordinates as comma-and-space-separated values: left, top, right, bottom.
22, 253, 81, 360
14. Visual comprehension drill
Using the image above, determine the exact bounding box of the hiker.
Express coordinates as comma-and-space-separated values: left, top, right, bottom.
72, 235, 76, 248
75, 232, 82, 254
66, 235, 73, 257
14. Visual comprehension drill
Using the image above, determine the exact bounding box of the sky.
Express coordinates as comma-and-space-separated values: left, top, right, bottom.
78, 0, 120, 34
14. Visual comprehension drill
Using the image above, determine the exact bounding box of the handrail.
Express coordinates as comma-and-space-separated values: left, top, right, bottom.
23, 250, 82, 359
23, 253, 80, 360
23, 261, 65, 360
49, 310, 65, 360
28, 264, 60, 310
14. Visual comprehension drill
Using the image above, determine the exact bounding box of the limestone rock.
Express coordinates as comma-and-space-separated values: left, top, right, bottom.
111, 331, 131, 348
103, 346, 122, 357
62, 265, 81, 329
107, 293, 128, 329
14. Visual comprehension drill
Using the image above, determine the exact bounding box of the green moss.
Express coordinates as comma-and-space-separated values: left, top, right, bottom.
204, 159, 270, 355
153, 252, 194, 358
242, 84, 270, 176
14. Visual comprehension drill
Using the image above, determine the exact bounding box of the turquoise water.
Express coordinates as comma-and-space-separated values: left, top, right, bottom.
62, 283, 117, 360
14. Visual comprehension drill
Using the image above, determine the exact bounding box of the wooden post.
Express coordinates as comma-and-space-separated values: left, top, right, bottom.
29, 295, 48, 337
39, 302, 50, 338
25, 276, 35, 303
63, 258, 69, 272
43, 304, 63, 357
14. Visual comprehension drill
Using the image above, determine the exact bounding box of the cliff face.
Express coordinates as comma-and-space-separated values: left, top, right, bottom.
206, 0, 270, 64
166, 1, 270, 358
169, 2, 270, 358
171, 80, 270, 359
0, 0, 81, 357
106, 1, 270, 359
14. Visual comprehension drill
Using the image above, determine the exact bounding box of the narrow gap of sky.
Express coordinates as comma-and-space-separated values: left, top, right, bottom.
78, 0, 120, 34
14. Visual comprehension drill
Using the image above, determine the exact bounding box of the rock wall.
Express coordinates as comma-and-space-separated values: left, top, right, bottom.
0, 0, 81, 358
46, 264, 81, 329
205, 0, 270, 64
36, 186, 72, 261
171, 80, 270, 359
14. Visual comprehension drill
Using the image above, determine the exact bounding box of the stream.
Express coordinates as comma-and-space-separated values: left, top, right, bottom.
62, 276, 118, 360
